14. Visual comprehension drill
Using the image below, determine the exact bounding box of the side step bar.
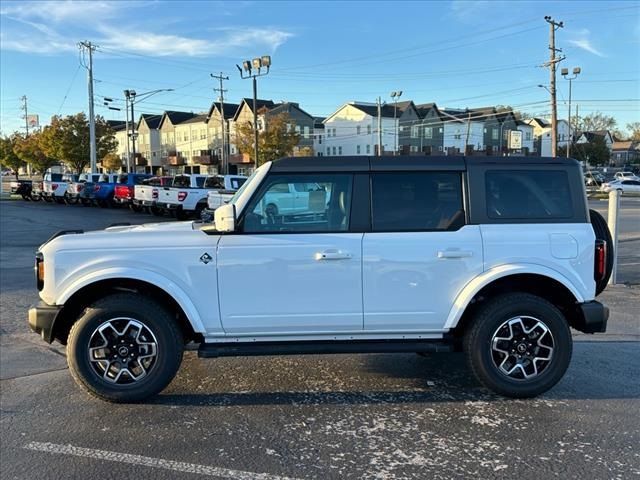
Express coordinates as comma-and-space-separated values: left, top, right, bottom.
198, 339, 455, 358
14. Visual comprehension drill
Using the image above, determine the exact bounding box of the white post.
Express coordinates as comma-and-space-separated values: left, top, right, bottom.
607, 189, 621, 285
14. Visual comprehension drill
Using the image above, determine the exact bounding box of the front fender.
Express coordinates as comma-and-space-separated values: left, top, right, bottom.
56, 267, 206, 334
443, 263, 585, 330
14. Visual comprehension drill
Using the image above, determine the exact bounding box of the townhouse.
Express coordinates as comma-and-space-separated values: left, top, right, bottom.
526, 117, 572, 156
136, 114, 162, 173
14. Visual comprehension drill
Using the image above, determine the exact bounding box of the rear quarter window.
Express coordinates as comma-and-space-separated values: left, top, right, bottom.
486, 170, 573, 220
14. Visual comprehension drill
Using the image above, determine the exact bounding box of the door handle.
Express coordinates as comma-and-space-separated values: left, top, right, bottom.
315, 250, 352, 261
437, 250, 473, 259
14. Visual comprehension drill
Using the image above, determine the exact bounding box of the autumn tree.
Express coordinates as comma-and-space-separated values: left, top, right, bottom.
101, 152, 122, 172
571, 112, 617, 134
13, 132, 58, 174
236, 112, 301, 166
626, 122, 640, 142
0, 135, 25, 179
40, 113, 117, 173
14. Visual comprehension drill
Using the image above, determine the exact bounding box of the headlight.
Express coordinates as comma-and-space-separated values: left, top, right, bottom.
35, 252, 44, 291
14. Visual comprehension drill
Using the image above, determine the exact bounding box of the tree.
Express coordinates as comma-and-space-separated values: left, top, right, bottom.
561, 137, 610, 167
235, 113, 301, 166
101, 153, 122, 172
0, 135, 25, 179
12, 132, 58, 174
572, 111, 617, 134
626, 122, 640, 142
39, 113, 117, 173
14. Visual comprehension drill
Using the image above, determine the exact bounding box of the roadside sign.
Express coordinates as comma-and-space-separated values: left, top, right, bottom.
509, 130, 522, 149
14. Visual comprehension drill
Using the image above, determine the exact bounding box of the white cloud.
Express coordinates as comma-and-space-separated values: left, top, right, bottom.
0, 1, 293, 57
568, 38, 605, 57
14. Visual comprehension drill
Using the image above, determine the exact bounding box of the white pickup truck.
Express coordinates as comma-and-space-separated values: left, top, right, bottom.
42, 173, 78, 204
160, 174, 246, 220
132, 176, 172, 216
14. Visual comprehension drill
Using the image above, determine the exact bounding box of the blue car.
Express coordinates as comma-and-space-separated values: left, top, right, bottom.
91, 173, 151, 208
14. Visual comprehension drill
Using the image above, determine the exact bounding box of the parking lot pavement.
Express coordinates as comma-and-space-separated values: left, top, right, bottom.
1, 199, 639, 479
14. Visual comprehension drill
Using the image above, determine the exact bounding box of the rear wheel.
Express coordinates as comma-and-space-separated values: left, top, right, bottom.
464, 293, 572, 398
54, 196, 65, 204
130, 204, 143, 213
65, 195, 79, 205
589, 209, 614, 295
67, 293, 184, 403
175, 208, 188, 220
150, 206, 163, 216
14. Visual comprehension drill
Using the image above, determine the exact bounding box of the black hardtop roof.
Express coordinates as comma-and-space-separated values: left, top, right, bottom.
270, 156, 581, 173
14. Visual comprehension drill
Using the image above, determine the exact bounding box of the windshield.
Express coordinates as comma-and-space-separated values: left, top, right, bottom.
229, 169, 260, 205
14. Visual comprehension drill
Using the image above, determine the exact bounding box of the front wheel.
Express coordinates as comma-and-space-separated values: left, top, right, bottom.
464, 293, 572, 398
67, 293, 184, 403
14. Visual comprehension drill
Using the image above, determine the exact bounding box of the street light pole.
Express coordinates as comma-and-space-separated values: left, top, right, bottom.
237, 55, 271, 172
390, 91, 402, 155
562, 66, 581, 158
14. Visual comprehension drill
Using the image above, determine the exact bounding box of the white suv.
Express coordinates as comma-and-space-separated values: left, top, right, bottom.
28, 156, 611, 402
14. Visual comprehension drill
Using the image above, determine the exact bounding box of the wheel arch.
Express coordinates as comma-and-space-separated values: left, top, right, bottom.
446, 266, 586, 336
53, 274, 204, 345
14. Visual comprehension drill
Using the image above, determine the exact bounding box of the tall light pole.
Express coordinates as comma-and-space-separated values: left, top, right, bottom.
237, 55, 271, 171
390, 91, 402, 155
125, 88, 173, 172
562, 66, 581, 158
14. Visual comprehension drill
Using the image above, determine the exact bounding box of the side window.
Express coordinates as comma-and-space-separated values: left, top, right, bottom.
195, 177, 206, 188
371, 172, 464, 231
243, 174, 353, 233
173, 176, 190, 188
205, 176, 225, 189
485, 170, 573, 219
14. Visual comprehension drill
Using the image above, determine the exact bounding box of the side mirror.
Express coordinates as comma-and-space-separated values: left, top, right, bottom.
214, 203, 236, 233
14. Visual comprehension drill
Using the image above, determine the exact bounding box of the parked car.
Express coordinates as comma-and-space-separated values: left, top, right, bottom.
132, 176, 173, 216
155, 174, 207, 219
600, 179, 640, 194
10, 179, 33, 200
89, 174, 119, 207
65, 173, 102, 205
113, 173, 152, 211
41, 172, 64, 203
159, 174, 247, 220
584, 171, 604, 186
614, 171, 639, 181
28, 155, 611, 403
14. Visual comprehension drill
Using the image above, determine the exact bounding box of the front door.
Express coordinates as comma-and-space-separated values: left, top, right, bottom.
217, 173, 363, 335
362, 171, 483, 331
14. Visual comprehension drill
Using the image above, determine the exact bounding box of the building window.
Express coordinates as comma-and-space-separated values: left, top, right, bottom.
338, 146, 342, 155
424, 127, 433, 139
525, 132, 532, 141
304, 126, 310, 138
454, 134, 461, 140
438, 146, 443, 151
327, 147, 330, 155
357, 126, 361, 135
367, 125, 372, 135
411, 125, 419, 138
366, 144, 371, 154
295, 125, 301, 134
332, 146, 337, 155
410, 145, 418, 153
357, 145, 361, 154
200, 129, 206, 140
492, 129, 499, 140
439, 128, 443, 133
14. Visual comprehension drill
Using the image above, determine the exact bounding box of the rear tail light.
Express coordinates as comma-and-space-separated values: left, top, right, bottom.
178, 191, 188, 202
51, 183, 58, 191
152, 188, 158, 199
594, 240, 607, 282
94, 184, 101, 192
77, 184, 84, 192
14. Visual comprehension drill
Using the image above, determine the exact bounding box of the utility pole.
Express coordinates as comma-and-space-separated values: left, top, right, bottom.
543, 16, 564, 157
124, 94, 131, 172
79, 41, 98, 172
377, 97, 383, 156
465, 110, 472, 155
20, 95, 31, 175
211, 73, 229, 174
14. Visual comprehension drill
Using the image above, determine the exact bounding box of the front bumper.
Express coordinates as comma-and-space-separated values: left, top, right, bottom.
575, 300, 609, 333
28, 301, 63, 343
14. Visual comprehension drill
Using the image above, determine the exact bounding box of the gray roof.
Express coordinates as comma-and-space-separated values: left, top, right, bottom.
139, 114, 162, 129
163, 111, 198, 126
350, 102, 398, 118
177, 114, 208, 125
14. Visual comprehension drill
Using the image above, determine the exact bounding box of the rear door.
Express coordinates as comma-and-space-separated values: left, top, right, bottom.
362, 170, 483, 331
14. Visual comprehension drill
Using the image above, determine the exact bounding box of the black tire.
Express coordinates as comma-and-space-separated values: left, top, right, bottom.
67, 293, 184, 403
65, 196, 79, 205
130, 204, 143, 213
194, 202, 206, 220
30, 193, 41, 202
54, 196, 65, 204
21, 194, 31, 201
589, 209, 614, 295
150, 206, 163, 216
464, 293, 572, 398
43, 196, 52, 203
175, 208, 188, 220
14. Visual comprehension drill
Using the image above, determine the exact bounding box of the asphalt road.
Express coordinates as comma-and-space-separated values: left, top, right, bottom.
1, 198, 638, 479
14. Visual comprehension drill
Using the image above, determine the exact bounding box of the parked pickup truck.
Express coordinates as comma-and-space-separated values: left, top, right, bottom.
10, 179, 33, 200
42, 172, 78, 203
204, 175, 248, 214
155, 174, 207, 219
65, 173, 102, 205
113, 173, 152, 211
27, 155, 612, 403
89, 174, 119, 207
132, 176, 173, 216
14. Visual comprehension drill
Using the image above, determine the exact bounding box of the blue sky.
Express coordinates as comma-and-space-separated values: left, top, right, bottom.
1, 0, 638, 135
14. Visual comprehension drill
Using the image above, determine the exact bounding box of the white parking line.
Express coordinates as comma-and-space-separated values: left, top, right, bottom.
24, 442, 301, 480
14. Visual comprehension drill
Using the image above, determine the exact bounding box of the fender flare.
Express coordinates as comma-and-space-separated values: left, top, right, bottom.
57, 267, 206, 333
443, 263, 585, 330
